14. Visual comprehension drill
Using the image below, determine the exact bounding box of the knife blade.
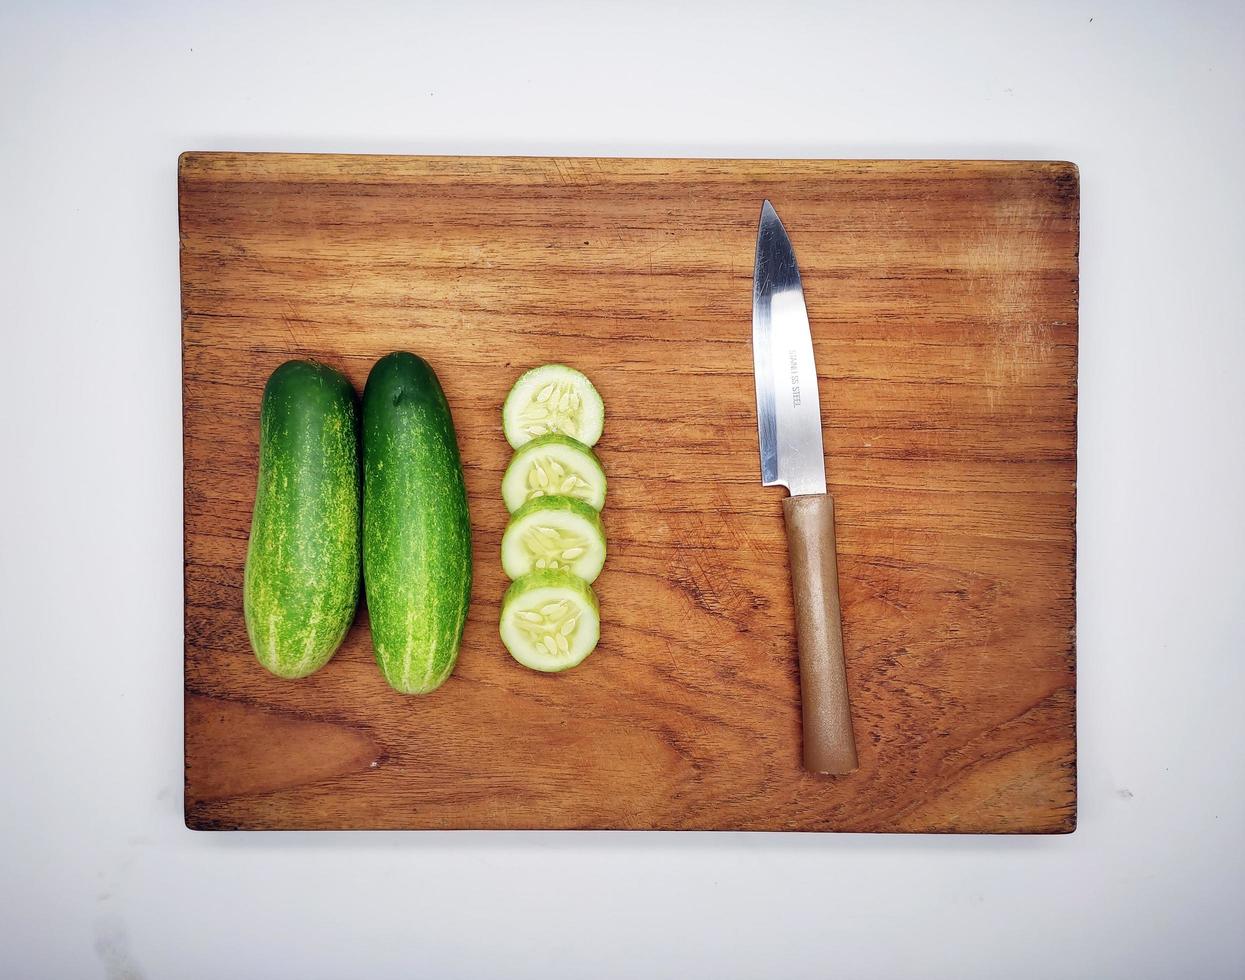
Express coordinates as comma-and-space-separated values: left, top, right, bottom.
751, 199, 858, 775
753, 200, 827, 498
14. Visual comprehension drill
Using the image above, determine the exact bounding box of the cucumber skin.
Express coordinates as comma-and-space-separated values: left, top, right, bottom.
362, 352, 472, 694
243, 360, 361, 679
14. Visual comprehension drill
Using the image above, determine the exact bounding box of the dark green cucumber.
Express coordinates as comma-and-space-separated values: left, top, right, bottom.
243, 360, 361, 679
362, 352, 472, 694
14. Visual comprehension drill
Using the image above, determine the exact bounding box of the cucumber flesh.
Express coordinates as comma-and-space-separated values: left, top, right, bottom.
500, 570, 600, 672
501, 434, 606, 513
503, 364, 604, 449
501, 496, 606, 583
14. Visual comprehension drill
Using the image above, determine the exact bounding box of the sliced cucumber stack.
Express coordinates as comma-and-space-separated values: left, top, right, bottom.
501, 434, 606, 513
499, 570, 601, 672
499, 364, 608, 673
501, 496, 606, 583
503, 363, 604, 449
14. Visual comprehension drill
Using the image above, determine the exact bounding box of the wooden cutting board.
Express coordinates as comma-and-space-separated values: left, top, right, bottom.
181, 153, 1077, 833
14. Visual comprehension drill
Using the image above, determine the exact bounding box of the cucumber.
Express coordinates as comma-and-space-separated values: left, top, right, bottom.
362, 352, 472, 695
501, 496, 606, 583
503, 364, 604, 449
243, 360, 361, 679
501, 434, 606, 513
499, 570, 601, 672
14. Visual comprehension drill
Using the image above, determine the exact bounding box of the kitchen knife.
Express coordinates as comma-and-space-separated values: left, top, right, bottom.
752, 199, 858, 775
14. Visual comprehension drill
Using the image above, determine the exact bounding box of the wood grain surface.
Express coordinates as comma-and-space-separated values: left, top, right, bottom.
180, 153, 1078, 833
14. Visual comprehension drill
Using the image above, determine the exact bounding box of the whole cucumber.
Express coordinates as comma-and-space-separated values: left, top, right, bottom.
362, 352, 472, 694
243, 360, 361, 678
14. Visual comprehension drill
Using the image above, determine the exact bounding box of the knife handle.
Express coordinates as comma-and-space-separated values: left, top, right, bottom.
782, 493, 859, 775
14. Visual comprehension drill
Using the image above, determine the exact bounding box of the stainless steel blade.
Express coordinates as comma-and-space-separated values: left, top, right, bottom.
752, 200, 827, 497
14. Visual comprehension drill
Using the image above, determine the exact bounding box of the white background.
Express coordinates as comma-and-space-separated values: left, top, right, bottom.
2, 1, 1242, 977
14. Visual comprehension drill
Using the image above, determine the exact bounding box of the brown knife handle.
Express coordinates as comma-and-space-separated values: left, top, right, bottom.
782, 493, 859, 775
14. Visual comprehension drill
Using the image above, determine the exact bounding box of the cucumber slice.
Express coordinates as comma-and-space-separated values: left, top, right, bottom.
501, 496, 606, 583
500, 570, 600, 672
501, 434, 607, 513
503, 364, 605, 449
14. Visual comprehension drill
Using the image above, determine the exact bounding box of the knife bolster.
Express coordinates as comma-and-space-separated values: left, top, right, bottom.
782, 493, 859, 775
